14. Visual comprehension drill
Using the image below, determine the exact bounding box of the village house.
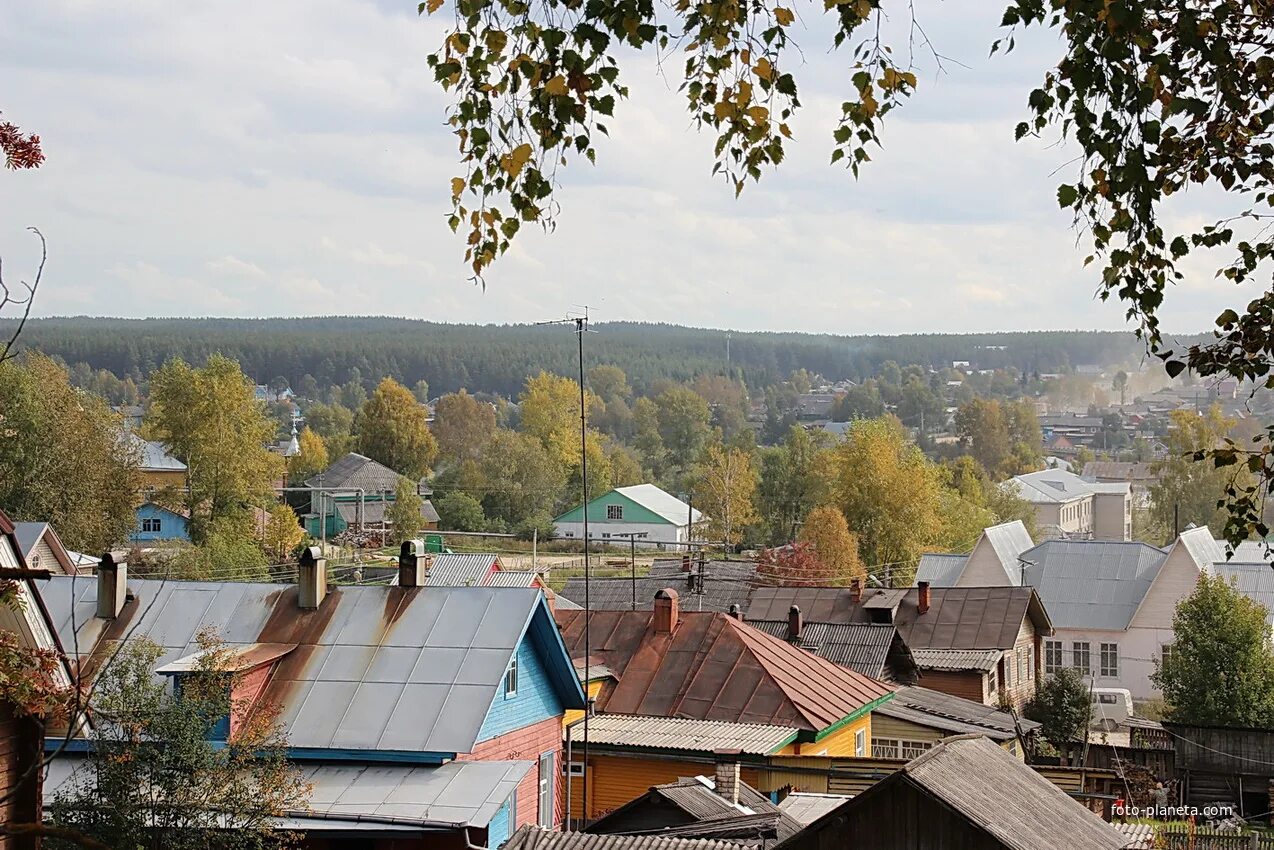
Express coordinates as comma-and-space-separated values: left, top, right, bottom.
869, 686, 1039, 759
504, 826, 737, 850
917, 524, 1225, 700
41, 548, 586, 848
558, 558, 757, 613
303, 452, 439, 538
555, 589, 895, 820
1081, 461, 1159, 507
744, 614, 917, 683
11, 522, 77, 574
1004, 469, 1132, 541
553, 484, 704, 550
773, 735, 1128, 850
746, 580, 1052, 710
130, 435, 193, 543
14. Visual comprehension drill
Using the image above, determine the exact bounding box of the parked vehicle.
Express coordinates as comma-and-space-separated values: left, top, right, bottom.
1090, 688, 1133, 730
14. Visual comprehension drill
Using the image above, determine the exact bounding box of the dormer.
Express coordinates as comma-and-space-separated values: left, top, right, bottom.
156, 643, 295, 740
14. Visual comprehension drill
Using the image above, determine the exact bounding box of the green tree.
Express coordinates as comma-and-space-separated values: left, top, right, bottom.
160, 529, 273, 582
798, 505, 864, 584
0, 354, 141, 553
359, 377, 439, 480
1113, 371, 1129, 407
1024, 669, 1091, 763
435, 491, 487, 532
260, 503, 303, 563
758, 424, 831, 544
955, 399, 1013, 478
48, 632, 309, 850
303, 402, 355, 458
692, 443, 759, 548
587, 365, 630, 402
1151, 406, 1248, 538
148, 355, 285, 544
288, 426, 329, 485
831, 382, 885, 422
412, 378, 431, 404
653, 386, 712, 469
478, 429, 568, 524
1153, 574, 1274, 727
433, 389, 497, 462
386, 477, 426, 543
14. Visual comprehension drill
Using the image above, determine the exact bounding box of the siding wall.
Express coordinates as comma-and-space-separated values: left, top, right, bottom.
460, 715, 564, 829
567, 752, 762, 821
1093, 492, 1132, 541
994, 619, 1040, 710
916, 670, 988, 704
476, 635, 565, 743
553, 521, 685, 548
790, 715, 872, 758
0, 701, 41, 850
960, 537, 1014, 586
870, 714, 1024, 761
1046, 626, 1166, 700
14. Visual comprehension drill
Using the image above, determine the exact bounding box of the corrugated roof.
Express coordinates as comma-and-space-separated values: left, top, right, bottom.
554, 608, 894, 732
485, 570, 543, 587
505, 826, 739, 850
129, 434, 187, 472
911, 649, 1000, 672
156, 642, 297, 673
616, 484, 704, 525
335, 499, 440, 525
45, 756, 530, 830
1178, 526, 1226, 571
567, 713, 798, 754
1019, 539, 1167, 630
983, 522, 1035, 584
646, 777, 802, 842
777, 794, 849, 825
422, 554, 499, 586
1212, 561, 1274, 624
1082, 461, 1156, 483
915, 553, 968, 587
558, 574, 752, 613
304, 452, 405, 491
746, 586, 1051, 651
44, 577, 583, 755
746, 621, 900, 680
873, 686, 1038, 741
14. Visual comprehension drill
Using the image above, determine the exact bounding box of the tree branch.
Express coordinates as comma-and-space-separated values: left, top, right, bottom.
0, 227, 46, 365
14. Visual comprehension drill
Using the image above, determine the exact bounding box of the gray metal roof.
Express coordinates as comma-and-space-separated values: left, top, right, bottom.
567, 713, 799, 755
1212, 561, 1274, 624
639, 777, 803, 843
45, 756, 530, 830
1019, 539, 1168, 630
335, 499, 440, 525
649, 559, 758, 582
305, 452, 405, 491
776, 793, 849, 825
911, 648, 1001, 672
11, 522, 48, 560
747, 620, 899, 680
614, 484, 702, 525
485, 570, 542, 587
422, 554, 498, 586
43, 576, 581, 755
129, 434, 187, 471
558, 574, 752, 613
1006, 469, 1098, 504
873, 686, 1038, 741
983, 522, 1035, 583
1178, 526, 1227, 571
915, 553, 967, 587
506, 826, 741, 850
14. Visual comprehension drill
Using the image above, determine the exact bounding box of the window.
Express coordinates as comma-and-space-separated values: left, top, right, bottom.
1003, 654, 1013, 688
563, 531, 575, 538
606, 504, 623, 520
561, 761, 586, 777
507, 788, 518, 829
1100, 643, 1119, 678
141, 517, 162, 533
1027, 649, 1035, 681
854, 728, 866, 757
871, 738, 900, 758
1045, 640, 1063, 674
1098, 693, 1119, 705
1161, 644, 1174, 667
1017, 648, 1026, 682
601, 532, 611, 539
538, 752, 555, 827
1073, 641, 1091, 675
504, 655, 518, 697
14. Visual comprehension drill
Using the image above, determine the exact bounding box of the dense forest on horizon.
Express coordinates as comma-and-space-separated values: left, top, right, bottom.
3, 316, 1176, 396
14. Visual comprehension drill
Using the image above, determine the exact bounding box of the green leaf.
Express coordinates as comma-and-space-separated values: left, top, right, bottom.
1056, 184, 1078, 208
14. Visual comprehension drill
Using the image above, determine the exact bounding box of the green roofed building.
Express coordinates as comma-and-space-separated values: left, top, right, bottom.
552, 484, 705, 550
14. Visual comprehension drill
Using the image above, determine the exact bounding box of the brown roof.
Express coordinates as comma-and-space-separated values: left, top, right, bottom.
745, 586, 1051, 651
554, 606, 893, 732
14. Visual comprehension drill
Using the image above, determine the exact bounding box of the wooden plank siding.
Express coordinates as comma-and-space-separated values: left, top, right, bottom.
916, 670, 987, 704
0, 700, 42, 850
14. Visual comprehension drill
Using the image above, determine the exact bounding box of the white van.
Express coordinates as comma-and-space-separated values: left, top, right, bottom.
1090, 688, 1134, 730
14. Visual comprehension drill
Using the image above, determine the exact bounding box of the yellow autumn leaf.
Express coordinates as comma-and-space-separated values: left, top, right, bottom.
754, 57, 773, 81
426, 0, 444, 12
779, 122, 793, 138
451, 177, 465, 199
854, 0, 870, 16
740, 48, 751, 65
713, 100, 736, 121
500, 143, 534, 178
774, 7, 794, 25
735, 80, 753, 106
545, 75, 569, 96
901, 71, 917, 88
448, 32, 470, 54
485, 30, 508, 54
748, 105, 769, 123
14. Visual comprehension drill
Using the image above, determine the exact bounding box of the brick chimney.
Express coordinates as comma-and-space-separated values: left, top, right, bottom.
714, 749, 742, 805
398, 539, 431, 587
96, 552, 127, 619
681, 553, 692, 573
917, 581, 931, 616
850, 578, 862, 603
653, 588, 679, 634
787, 605, 802, 641
298, 546, 327, 610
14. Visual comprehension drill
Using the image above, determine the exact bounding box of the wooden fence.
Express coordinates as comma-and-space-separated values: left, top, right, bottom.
1153, 827, 1274, 850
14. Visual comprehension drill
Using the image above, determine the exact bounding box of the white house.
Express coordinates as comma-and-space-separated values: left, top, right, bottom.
917, 523, 1223, 700
1004, 468, 1132, 541
552, 484, 704, 550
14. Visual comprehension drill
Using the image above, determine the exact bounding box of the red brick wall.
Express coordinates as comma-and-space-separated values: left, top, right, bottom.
457, 715, 564, 829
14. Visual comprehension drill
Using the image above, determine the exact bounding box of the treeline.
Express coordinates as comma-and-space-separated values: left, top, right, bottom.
5, 316, 1155, 397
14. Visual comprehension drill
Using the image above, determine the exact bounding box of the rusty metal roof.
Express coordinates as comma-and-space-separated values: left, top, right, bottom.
567, 713, 799, 754
554, 608, 893, 732
505, 826, 740, 850
44, 577, 584, 756
746, 586, 1052, 650
559, 572, 753, 613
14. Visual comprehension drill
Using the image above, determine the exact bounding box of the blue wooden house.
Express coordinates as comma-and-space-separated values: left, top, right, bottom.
130, 501, 191, 543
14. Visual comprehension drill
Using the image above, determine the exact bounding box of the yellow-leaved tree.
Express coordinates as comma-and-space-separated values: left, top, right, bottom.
288, 426, 329, 485
519, 372, 611, 496
693, 444, 759, 548
798, 505, 865, 584
358, 377, 439, 480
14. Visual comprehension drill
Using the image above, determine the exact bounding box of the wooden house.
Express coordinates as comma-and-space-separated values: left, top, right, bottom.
1165, 723, 1274, 820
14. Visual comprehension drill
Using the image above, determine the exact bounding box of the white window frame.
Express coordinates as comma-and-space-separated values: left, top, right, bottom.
561, 761, 585, 777
1073, 641, 1091, 675
1045, 640, 1063, 675
1100, 642, 1119, 678
504, 655, 518, 698
606, 504, 623, 520
854, 728, 866, 757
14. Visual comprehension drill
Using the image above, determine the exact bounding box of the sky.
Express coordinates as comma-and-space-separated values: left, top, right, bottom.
0, 0, 1261, 335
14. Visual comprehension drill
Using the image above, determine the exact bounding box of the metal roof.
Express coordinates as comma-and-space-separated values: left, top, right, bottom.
914, 553, 968, 587
11, 521, 75, 574
1082, 461, 1156, 483
558, 575, 752, 614
304, 452, 405, 491
45, 756, 530, 830
649, 559, 758, 582
505, 826, 740, 850
554, 608, 894, 732
1006, 469, 1099, 504
873, 686, 1039, 741
776, 793, 849, 826
43, 577, 583, 755
614, 484, 703, 525
983, 522, 1035, 583
422, 554, 499, 586
11, 522, 48, 560
129, 434, 187, 472
747, 586, 1051, 651
746, 621, 900, 680
1212, 561, 1274, 624
335, 499, 440, 525
1018, 539, 1168, 630
485, 570, 543, 587
567, 713, 799, 754
156, 642, 297, 674
910, 649, 1000, 672
1178, 526, 1227, 572
636, 777, 803, 843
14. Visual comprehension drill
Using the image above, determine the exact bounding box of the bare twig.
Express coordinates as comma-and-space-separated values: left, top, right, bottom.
0, 227, 46, 364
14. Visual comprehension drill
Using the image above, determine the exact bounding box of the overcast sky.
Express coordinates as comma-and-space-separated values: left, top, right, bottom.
0, 0, 1259, 335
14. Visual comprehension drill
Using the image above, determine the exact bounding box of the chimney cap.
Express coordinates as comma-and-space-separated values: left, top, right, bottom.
100, 551, 123, 570
655, 587, 679, 601
299, 546, 323, 566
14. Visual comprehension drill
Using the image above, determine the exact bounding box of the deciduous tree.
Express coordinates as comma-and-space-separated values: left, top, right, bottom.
433, 389, 497, 462
758, 424, 832, 544
1025, 669, 1091, 764
435, 491, 487, 533
797, 505, 864, 584
1150, 406, 1248, 539
261, 503, 303, 563
303, 402, 355, 459
288, 426, 329, 485
692, 443, 759, 548
358, 377, 439, 480
386, 477, 426, 543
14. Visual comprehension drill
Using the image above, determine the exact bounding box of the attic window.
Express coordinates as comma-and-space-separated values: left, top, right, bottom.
504, 655, 518, 698
606, 504, 623, 520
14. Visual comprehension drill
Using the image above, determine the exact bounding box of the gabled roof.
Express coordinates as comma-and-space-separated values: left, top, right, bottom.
44, 578, 584, 756
567, 713, 798, 755
506, 826, 739, 850
777, 794, 848, 826
556, 484, 704, 526
1082, 461, 1157, 483
746, 586, 1052, 650
914, 553, 968, 587
335, 499, 440, 525
983, 521, 1035, 583
128, 434, 187, 472
910, 648, 1001, 673
304, 452, 406, 491
1006, 469, 1102, 504
554, 606, 893, 733
1018, 539, 1168, 631
1211, 561, 1274, 625
745, 621, 906, 681
873, 686, 1039, 742
778, 736, 1127, 850
588, 776, 803, 844
1177, 526, 1226, 571
12, 521, 76, 574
